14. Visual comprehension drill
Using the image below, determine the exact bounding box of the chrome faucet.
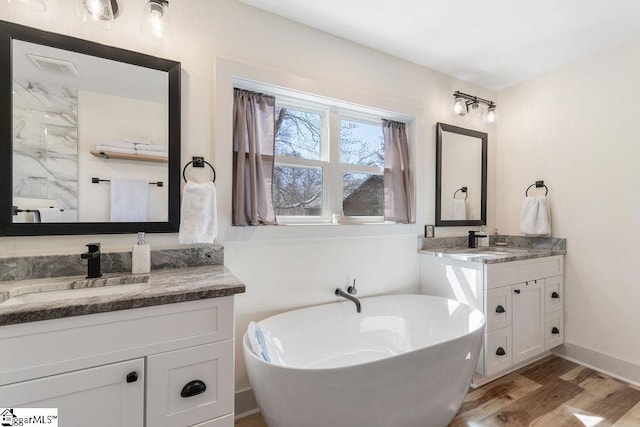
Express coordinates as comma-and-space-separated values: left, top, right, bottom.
81, 243, 102, 279
335, 280, 361, 313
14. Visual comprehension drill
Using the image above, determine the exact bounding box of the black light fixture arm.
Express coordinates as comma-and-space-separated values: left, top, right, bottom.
453, 90, 496, 108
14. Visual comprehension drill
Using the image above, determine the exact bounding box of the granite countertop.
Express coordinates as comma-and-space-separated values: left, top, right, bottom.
0, 265, 245, 326
419, 246, 566, 264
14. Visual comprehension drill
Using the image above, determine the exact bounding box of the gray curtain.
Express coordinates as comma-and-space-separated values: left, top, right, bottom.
232, 88, 277, 225
382, 119, 413, 223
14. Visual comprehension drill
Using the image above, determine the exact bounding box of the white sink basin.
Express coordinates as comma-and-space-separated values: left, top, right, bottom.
448, 249, 518, 261
0, 275, 150, 307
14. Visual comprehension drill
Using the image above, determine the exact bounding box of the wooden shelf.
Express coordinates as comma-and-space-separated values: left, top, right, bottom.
90, 149, 168, 163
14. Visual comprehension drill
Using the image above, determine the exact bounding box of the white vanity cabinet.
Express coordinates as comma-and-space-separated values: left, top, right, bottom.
0, 359, 145, 426
420, 254, 564, 386
0, 297, 236, 427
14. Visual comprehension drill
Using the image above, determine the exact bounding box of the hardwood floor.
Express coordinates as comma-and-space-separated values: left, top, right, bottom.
235, 356, 640, 426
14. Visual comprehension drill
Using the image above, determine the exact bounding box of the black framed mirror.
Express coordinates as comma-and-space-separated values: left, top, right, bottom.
0, 20, 181, 236
435, 122, 487, 226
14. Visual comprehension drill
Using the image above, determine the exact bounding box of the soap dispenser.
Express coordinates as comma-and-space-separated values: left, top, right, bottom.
132, 232, 151, 274
478, 225, 489, 247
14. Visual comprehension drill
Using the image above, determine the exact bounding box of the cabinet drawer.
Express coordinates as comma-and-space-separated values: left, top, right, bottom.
486, 287, 512, 332
147, 340, 234, 427
545, 276, 563, 314
485, 327, 512, 376
545, 311, 564, 350
486, 256, 563, 289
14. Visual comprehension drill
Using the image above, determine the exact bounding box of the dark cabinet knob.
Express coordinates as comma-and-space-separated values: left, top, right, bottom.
181, 380, 207, 398
495, 305, 506, 314
496, 347, 506, 356
514, 289, 521, 294
551, 327, 560, 335
126, 372, 138, 383
551, 291, 560, 299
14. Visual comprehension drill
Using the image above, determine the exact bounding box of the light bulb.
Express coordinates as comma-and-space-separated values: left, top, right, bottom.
484, 105, 498, 124
452, 97, 467, 116
86, 0, 104, 17
77, 0, 116, 29
467, 102, 482, 122
141, 0, 171, 41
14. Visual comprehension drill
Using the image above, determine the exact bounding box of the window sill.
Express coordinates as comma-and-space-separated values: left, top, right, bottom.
225, 221, 417, 245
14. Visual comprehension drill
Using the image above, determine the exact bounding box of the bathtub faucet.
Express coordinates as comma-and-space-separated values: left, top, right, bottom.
335, 288, 361, 313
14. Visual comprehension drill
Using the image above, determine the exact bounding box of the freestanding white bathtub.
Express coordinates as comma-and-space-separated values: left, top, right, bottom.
243, 294, 485, 427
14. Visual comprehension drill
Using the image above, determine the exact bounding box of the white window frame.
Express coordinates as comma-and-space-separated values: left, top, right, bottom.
336, 112, 386, 224
232, 76, 414, 226
272, 98, 390, 224
273, 98, 330, 223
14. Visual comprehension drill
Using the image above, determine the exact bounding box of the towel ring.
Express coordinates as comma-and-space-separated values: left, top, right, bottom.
183, 156, 216, 183
525, 181, 548, 197
454, 187, 468, 201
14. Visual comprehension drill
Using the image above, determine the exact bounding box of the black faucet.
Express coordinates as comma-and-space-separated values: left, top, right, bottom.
81, 243, 102, 279
335, 288, 361, 313
468, 230, 487, 248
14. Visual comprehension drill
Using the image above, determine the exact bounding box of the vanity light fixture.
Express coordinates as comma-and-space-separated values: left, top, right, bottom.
140, 0, 171, 41
451, 91, 498, 124
77, 0, 120, 30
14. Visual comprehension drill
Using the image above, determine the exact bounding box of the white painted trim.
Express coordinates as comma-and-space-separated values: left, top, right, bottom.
553, 342, 640, 387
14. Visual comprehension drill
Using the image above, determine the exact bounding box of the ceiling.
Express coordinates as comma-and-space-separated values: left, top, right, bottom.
236, 0, 640, 91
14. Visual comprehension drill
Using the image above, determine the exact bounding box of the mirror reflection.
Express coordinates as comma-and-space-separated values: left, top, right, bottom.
12, 39, 169, 224
1, 21, 180, 236
435, 123, 487, 226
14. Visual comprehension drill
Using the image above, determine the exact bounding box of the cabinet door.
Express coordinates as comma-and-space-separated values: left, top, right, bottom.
146, 340, 234, 427
512, 280, 545, 364
0, 359, 144, 427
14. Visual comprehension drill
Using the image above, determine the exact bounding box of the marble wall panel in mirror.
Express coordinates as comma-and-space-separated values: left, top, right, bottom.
0, 21, 181, 235
435, 123, 487, 227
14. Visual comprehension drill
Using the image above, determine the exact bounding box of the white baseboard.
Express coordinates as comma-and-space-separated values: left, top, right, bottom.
554, 342, 640, 387
235, 387, 259, 420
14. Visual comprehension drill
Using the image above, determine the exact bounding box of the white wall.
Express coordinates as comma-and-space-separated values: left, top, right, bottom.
496, 39, 640, 371
0, 0, 497, 393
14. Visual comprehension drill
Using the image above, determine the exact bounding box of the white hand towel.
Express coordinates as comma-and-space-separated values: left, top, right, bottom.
36, 208, 62, 223
110, 179, 149, 222
95, 139, 136, 150
520, 196, 551, 236
179, 182, 218, 244
451, 199, 467, 220
135, 144, 167, 153
95, 145, 137, 155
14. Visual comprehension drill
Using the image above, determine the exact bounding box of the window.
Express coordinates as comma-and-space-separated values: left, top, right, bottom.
340, 118, 385, 217
271, 97, 389, 223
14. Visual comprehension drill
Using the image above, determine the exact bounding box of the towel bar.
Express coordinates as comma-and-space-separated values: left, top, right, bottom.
12, 206, 64, 216
182, 156, 216, 183
454, 187, 468, 200
525, 180, 548, 196
91, 177, 163, 187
